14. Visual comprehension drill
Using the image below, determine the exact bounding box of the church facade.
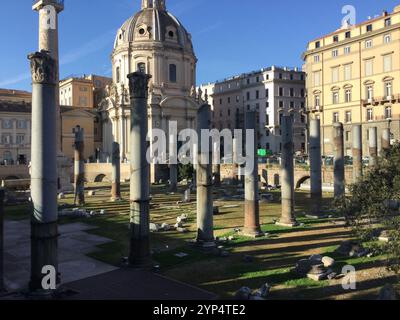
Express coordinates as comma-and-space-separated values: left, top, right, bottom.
99, 0, 201, 183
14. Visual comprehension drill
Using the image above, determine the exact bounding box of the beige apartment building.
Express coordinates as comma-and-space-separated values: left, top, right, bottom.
303, 5, 400, 156
60, 76, 94, 108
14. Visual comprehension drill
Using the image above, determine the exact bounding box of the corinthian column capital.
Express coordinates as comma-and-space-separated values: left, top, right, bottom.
28, 50, 56, 85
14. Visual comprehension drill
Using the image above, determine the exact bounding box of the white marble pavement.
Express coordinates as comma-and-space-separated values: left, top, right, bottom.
3, 220, 118, 292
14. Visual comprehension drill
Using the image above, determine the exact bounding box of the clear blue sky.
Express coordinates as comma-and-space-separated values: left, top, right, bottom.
1, 0, 400, 91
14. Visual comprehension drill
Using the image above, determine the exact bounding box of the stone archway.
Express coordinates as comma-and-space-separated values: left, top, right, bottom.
296, 176, 311, 189
94, 174, 109, 183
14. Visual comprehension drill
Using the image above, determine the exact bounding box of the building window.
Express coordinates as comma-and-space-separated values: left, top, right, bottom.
315, 41, 320, 49
300, 89, 305, 97
345, 31, 351, 38
333, 112, 339, 123
385, 106, 392, 119
236, 95, 240, 102
2, 135, 12, 145
366, 24, 373, 32
344, 46, 351, 54
313, 71, 321, 86
256, 76, 260, 82
265, 89, 269, 98
169, 64, 177, 83
219, 98, 222, 105
247, 79, 250, 85
290, 88, 294, 97
16, 135, 25, 145
365, 59, 373, 76
366, 85, 374, 100
332, 67, 339, 83
344, 64, 352, 80
137, 62, 146, 73
246, 92, 250, 100
315, 95, 320, 107
345, 89, 352, 103
332, 91, 339, 104
256, 90, 259, 99
279, 73, 283, 79
333, 35, 339, 42
290, 74, 294, 80
228, 97, 231, 104
385, 81, 393, 98
345, 131, 350, 142
367, 108, 373, 121
290, 101, 294, 109
383, 54, 392, 72
384, 34, 392, 43
17, 120, 27, 129
314, 55, 320, 63
116, 67, 120, 83
2, 120, 12, 129
332, 49, 339, 57
279, 87, 284, 97
385, 18, 391, 27
345, 111, 352, 123
365, 39, 373, 48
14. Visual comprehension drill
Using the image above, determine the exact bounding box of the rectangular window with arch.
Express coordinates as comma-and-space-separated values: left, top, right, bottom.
169, 64, 177, 83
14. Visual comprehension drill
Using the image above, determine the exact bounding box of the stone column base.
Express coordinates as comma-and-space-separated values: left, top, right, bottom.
275, 221, 299, 228
240, 229, 265, 238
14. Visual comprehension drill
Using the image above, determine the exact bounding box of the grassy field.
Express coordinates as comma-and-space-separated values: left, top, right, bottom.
4, 182, 398, 299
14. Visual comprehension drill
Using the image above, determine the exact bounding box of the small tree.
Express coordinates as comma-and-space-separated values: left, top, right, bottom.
336, 143, 400, 273
178, 163, 194, 183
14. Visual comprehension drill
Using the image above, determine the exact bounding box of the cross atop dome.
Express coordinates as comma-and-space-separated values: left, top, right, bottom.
141, 0, 166, 10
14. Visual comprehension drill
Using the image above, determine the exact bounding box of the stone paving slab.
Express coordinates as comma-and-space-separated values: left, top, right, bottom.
62, 268, 217, 300
3, 220, 118, 292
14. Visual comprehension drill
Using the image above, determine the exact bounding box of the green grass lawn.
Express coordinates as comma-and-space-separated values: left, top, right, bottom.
3, 183, 396, 300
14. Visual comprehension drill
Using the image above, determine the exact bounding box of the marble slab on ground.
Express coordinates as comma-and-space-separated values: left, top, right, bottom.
3, 220, 118, 292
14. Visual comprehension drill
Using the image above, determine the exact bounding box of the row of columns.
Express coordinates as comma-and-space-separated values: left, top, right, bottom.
309, 119, 392, 214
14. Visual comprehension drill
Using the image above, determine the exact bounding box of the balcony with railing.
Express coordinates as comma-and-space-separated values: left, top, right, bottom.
362, 94, 400, 106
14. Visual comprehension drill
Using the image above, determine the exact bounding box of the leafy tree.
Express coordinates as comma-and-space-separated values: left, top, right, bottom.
336, 143, 400, 273
178, 163, 194, 182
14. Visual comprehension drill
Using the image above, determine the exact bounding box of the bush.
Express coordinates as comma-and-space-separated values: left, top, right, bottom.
335, 143, 400, 273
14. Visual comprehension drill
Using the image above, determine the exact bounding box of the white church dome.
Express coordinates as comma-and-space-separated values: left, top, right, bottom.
113, 0, 194, 53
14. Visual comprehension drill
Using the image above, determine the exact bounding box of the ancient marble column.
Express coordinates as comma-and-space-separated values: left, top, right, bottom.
0, 188, 4, 292
28, 51, 59, 292
73, 126, 85, 206
212, 142, 221, 187
33, 0, 72, 193
278, 115, 297, 227
169, 134, 178, 193
333, 123, 345, 198
232, 138, 239, 185
128, 72, 152, 267
369, 127, 378, 167
196, 104, 215, 247
352, 125, 363, 182
382, 127, 391, 151
243, 111, 263, 237
111, 142, 121, 201
309, 118, 322, 216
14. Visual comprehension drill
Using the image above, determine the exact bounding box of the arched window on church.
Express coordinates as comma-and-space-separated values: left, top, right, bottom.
169, 64, 177, 83
137, 63, 146, 74
116, 66, 120, 83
